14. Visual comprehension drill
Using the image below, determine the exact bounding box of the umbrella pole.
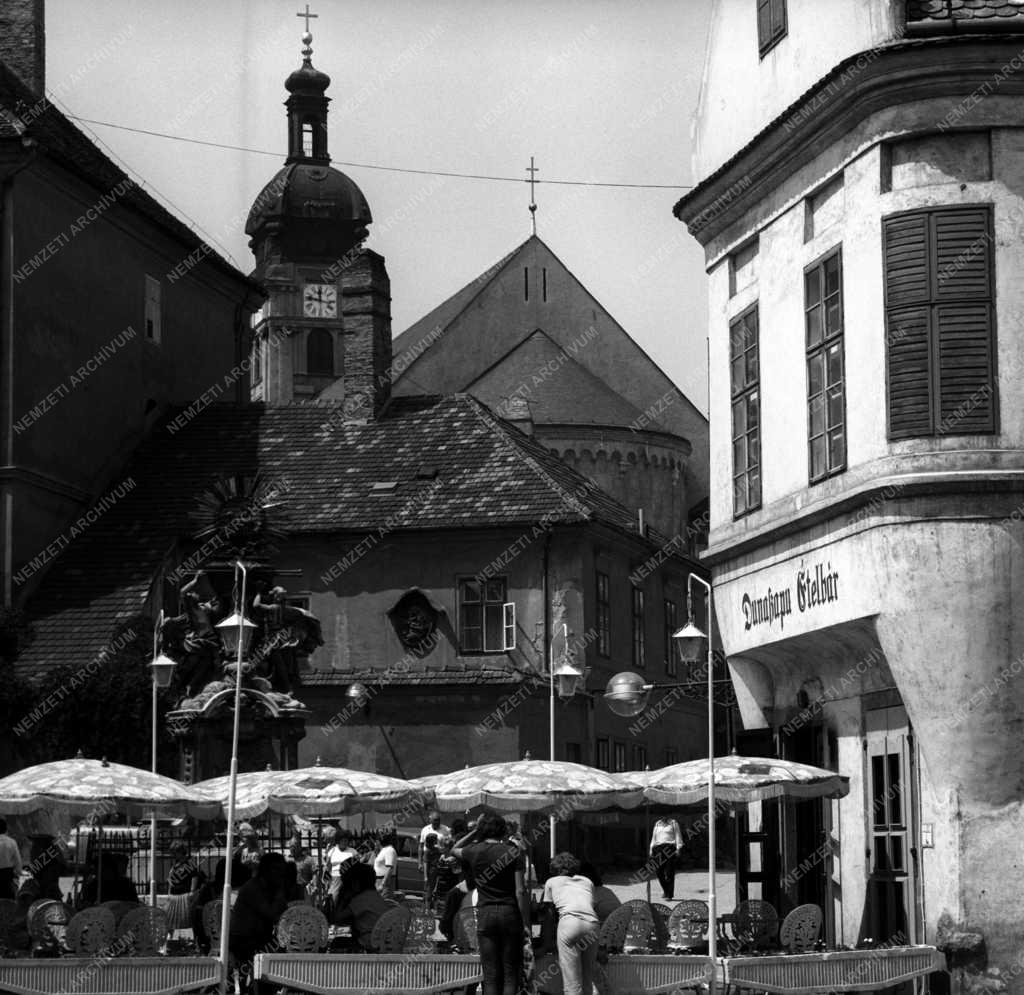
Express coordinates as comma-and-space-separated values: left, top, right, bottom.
96, 823, 103, 905
219, 561, 248, 995
645, 800, 651, 904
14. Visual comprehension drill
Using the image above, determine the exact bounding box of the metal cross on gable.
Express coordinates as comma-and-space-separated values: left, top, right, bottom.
297, 4, 318, 33
527, 156, 539, 235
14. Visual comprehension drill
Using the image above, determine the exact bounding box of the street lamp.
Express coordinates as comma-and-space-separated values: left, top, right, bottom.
149, 610, 177, 907
215, 561, 255, 993
601, 572, 720, 969
549, 622, 583, 858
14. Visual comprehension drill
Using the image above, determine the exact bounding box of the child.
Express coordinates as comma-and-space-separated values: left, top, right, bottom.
432, 836, 461, 908
422, 832, 441, 909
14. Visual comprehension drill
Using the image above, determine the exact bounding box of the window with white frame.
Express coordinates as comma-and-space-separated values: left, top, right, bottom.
459, 577, 515, 653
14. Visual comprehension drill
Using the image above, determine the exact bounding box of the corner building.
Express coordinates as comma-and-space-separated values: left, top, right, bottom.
675, 2, 1024, 988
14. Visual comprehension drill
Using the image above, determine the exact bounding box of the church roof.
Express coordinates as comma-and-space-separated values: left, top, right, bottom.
0, 61, 259, 293
15, 394, 676, 683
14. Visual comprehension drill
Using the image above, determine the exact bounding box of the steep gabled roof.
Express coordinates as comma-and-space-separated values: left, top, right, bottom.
15, 394, 670, 682
0, 61, 260, 293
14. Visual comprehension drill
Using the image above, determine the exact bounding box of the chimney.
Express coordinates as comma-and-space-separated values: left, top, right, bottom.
0, 0, 45, 98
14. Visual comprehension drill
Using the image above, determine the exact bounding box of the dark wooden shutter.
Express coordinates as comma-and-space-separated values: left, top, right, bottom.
886, 306, 933, 437
936, 303, 995, 432
884, 214, 929, 308
884, 207, 995, 439
757, 0, 771, 51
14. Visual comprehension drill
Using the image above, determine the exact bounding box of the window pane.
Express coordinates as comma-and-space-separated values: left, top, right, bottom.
828, 385, 844, 427
828, 428, 846, 468
746, 345, 759, 384
809, 394, 825, 437
732, 398, 747, 437
827, 342, 843, 386
731, 354, 745, 395
890, 836, 904, 871
824, 254, 840, 296
871, 755, 885, 827
807, 306, 823, 347
826, 297, 842, 336
810, 435, 826, 479
484, 604, 503, 651
873, 835, 889, 871
887, 753, 902, 824
462, 605, 482, 651
734, 477, 748, 515
808, 352, 824, 397
747, 428, 760, 465
461, 580, 481, 603
748, 469, 761, 508
733, 437, 747, 475
485, 580, 506, 603
805, 268, 822, 307
746, 391, 759, 427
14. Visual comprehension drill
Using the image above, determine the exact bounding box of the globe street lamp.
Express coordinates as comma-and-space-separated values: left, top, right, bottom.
148, 610, 177, 907
214, 561, 256, 990
549, 622, 584, 858
602, 572, 719, 968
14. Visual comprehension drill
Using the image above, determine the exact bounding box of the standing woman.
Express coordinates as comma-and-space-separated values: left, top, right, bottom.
648, 815, 683, 901
454, 814, 530, 995
541, 852, 599, 995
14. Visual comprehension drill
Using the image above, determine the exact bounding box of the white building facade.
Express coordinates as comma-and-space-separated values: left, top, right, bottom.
677, 2, 1024, 990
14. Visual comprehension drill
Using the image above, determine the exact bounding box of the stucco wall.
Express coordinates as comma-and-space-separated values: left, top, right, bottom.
694, 0, 901, 183
10, 160, 249, 585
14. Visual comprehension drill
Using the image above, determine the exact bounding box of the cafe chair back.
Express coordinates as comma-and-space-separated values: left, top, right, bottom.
598, 904, 633, 955
622, 898, 657, 951
649, 903, 672, 953
66, 906, 116, 956
369, 905, 411, 953
779, 903, 823, 954
736, 899, 779, 952
28, 900, 72, 956
454, 906, 479, 953
276, 904, 330, 952
118, 905, 168, 956
668, 900, 709, 951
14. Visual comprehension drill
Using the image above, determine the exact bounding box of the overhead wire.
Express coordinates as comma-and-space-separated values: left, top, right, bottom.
64, 114, 694, 192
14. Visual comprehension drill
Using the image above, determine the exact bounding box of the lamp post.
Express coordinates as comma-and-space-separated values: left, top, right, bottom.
602, 572, 720, 971
149, 610, 177, 908
549, 622, 583, 859
214, 562, 257, 993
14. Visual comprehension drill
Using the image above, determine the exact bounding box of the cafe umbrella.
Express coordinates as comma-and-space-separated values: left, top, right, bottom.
0, 754, 220, 901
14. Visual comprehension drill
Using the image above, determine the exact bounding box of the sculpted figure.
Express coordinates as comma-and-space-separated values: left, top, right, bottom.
162, 571, 223, 699
250, 585, 323, 694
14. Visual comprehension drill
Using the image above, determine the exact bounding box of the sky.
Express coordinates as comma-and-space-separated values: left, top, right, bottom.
47, 0, 711, 411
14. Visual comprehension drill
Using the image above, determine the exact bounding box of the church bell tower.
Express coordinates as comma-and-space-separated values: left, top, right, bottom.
245, 13, 392, 418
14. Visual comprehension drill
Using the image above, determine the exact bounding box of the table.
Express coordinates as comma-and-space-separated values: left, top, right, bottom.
0, 956, 222, 995
724, 946, 946, 994
253, 951, 483, 994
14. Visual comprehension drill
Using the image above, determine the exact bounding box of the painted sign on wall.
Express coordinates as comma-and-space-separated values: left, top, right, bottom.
741, 561, 840, 632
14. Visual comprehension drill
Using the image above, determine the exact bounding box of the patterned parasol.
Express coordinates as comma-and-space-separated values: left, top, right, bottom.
0, 756, 220, 819
193, 763, 425, 819
428, 759, 645, 814
642, 754, 850, 806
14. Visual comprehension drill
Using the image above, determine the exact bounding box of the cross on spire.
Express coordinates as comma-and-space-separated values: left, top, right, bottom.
297, 4, 318, 33
527, 156, 539, 236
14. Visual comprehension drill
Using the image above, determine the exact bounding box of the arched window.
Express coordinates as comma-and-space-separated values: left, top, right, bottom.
307, 328, 334, 376
301, 120, 314, 157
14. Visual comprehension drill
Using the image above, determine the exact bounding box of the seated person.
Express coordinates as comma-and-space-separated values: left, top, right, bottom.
229, 853, 289, 978
579, 861, 621, 923
333, 863, 390, 950
439, 879, 479, 945
82, 852, 139, 904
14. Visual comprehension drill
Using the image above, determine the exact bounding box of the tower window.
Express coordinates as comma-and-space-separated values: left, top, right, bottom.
542, 267, 548, 302
302, 121, 314, 157
524, 266, 529, 302
307, 328, 334, 376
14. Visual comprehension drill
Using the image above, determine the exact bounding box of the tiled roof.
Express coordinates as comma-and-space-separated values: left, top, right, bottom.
15, 394, 668, 682
908, 0, 1024, 21
0, 62, 259, 292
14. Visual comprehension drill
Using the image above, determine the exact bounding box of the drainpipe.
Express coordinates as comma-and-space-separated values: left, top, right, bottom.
1, 144, 38, 608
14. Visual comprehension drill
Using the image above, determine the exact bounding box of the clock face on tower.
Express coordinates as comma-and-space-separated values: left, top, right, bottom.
303, 283, 337, 318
